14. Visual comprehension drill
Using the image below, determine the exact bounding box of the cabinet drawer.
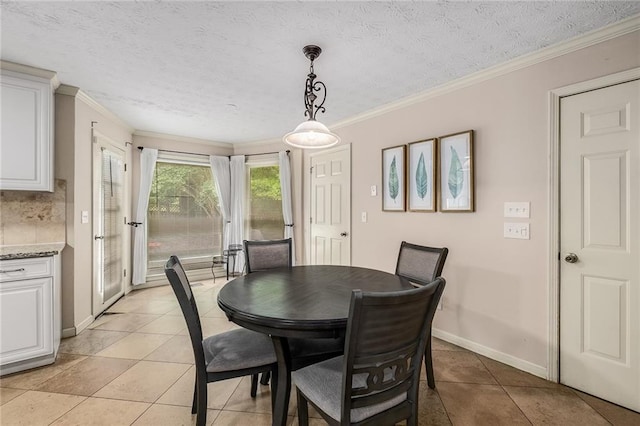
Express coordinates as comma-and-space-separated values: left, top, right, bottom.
0, 257, 53, 282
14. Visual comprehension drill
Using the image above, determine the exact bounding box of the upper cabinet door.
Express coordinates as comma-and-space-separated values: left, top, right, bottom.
0, 71, 53, 191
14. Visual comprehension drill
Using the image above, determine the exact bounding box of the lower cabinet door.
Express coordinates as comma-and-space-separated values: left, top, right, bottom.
0, 277, 53, 365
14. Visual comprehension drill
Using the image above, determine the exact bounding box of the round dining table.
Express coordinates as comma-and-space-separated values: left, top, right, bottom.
217, 265, 413, 426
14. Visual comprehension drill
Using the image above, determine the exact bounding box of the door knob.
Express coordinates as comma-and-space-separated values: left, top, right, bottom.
564, 253, 579, 263
340, 232, 348, 237
94, 235, 104, 240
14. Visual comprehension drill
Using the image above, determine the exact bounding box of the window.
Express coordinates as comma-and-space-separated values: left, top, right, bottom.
146, 155, 222, 277
246, 160, 283, 240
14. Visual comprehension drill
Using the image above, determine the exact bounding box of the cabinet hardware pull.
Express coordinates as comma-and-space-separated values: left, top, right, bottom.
0, 268, 26, 273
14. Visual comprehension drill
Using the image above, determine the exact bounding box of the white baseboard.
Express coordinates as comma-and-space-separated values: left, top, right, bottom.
75, 315, 94, 335
61, 327, 76, 338
432, 328, 548, 380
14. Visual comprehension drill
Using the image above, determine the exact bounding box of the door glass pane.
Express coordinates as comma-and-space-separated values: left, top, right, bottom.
247, 165, 283, 240
101, 149, 123, 301
147, 162, 222, 276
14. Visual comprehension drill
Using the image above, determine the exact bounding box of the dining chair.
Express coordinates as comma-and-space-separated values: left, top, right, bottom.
395, 241, 448, 389
243, 238, 344, 387
244, 238, 292, 273
294, 277, 446, 426
164, 256, 278, 426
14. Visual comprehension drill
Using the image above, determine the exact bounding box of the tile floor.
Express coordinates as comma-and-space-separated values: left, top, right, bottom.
1, 278, 639, 425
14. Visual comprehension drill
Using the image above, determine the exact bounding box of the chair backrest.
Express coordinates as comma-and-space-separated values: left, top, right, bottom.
395, 241, 448, 285
341, 278, 446, 423
243, 238, 292, 273
164, 255, 206, 367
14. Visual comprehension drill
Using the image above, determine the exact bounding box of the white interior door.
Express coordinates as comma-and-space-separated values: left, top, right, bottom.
93, 134, 127, 315
310, 145, 351, 265
560, 79, 639, 411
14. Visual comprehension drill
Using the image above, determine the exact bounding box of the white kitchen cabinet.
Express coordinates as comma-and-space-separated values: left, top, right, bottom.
0, 255, 61, 375
0, 68, 54, 191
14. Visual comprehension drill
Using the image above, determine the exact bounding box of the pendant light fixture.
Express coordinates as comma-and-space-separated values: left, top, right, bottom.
283, 45, 341, 149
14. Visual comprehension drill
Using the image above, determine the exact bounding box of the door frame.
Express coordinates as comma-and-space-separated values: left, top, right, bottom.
547, 67, 640, 382
91, 130, 130, 316
304, 144, 352, 265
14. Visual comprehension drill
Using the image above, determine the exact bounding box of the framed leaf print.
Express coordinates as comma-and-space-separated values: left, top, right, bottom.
408, 138, 437, 212
382, 145, 406, 211
439, 130, 474, 212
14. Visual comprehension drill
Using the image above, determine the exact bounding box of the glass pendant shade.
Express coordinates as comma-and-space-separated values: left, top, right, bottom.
283, 119, 340, 149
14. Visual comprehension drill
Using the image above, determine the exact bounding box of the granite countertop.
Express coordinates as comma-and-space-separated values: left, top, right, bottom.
0, 243, 65, 260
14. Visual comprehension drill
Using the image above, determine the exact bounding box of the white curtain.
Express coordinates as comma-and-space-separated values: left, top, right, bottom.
209, 156, 231, 253
279, 151, 295, 265
230, 155, 246, 273
132, 148, 158, 285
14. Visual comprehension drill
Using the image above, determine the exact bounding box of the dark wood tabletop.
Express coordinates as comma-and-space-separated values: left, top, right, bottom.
217, 265, 413, 337
217, 265, 413, 426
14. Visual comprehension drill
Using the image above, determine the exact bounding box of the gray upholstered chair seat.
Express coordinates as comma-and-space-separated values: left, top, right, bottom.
203, 329, 277, 373
293, 356, 406, 423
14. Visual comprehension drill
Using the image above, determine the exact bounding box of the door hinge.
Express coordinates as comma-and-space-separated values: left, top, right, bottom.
310, 166, 313, 174
123, 269, 127, 277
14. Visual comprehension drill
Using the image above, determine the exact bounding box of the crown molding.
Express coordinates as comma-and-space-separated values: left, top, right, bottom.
1, 60, 60, 89
56, 84, 135, 133
330, 13, 640, 131
133, 130, 233, 149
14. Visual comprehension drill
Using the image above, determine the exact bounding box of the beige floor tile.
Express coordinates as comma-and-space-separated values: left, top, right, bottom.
178, 316, 234, 337
202, 305, 229, 318
225, 376, 297, 416
129, 299, 178, 315
437, 382, 531, 425
0, 390, 86, 425
505, 386, 610, 425
95, 332, 172, 359
290, 417, 326, 426
0, 353, 87, 389
212, 411, 294, 426
136, 314, 187, 334
573, 390, 640, 425
417, 382, 452, 425
58, 329, 130, 355
50, 397, 150, 425
90, 313, 161, 332
157, 366, 241, 410
478, 355, 558, 388
432, 350, 497, 384
145, 334, 195, 364
0, 387, 26, 405
36, 356, 137, 396
432, 338, 468, 352
94, 360, 190, 403
132, 403, 219, 426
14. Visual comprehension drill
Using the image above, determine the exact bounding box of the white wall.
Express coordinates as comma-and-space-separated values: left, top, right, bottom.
306, 31, 640, 373
56, 87, 133, 334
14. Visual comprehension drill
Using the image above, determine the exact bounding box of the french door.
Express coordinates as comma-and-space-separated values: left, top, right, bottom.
93, 132, 127, 315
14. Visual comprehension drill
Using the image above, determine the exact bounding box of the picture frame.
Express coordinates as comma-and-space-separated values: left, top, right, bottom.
407, 138, 437, 212
439, 130, 474, 212
382, 145, 406, 211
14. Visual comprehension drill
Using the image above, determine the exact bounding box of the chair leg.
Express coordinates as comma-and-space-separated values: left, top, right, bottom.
296, 389, 309, 426
196, 376, 207, 426
425, 334, 436, 389
270, 367, 278, 413
260, 370, 271, 385
251, 373, 258, 397
191, 380, 198, 414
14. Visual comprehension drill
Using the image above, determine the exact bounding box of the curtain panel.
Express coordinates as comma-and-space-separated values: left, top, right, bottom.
132, 148, 158, 285
279, 151, 295, 265
209, 156, 231, 253
230, 155, 246, 273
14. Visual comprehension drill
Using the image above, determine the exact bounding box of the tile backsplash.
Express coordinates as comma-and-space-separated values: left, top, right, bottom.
0, 179, 66, 245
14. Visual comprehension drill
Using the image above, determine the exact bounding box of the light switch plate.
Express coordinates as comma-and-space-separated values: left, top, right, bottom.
361, 212, 367, 223
81, 210, 89, 224
504, 202, 530, 218
504, 222, 530, 239
370, 185, 377, 196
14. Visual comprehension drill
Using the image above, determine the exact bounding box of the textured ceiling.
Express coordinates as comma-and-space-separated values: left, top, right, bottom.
2, 2, 639, 144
